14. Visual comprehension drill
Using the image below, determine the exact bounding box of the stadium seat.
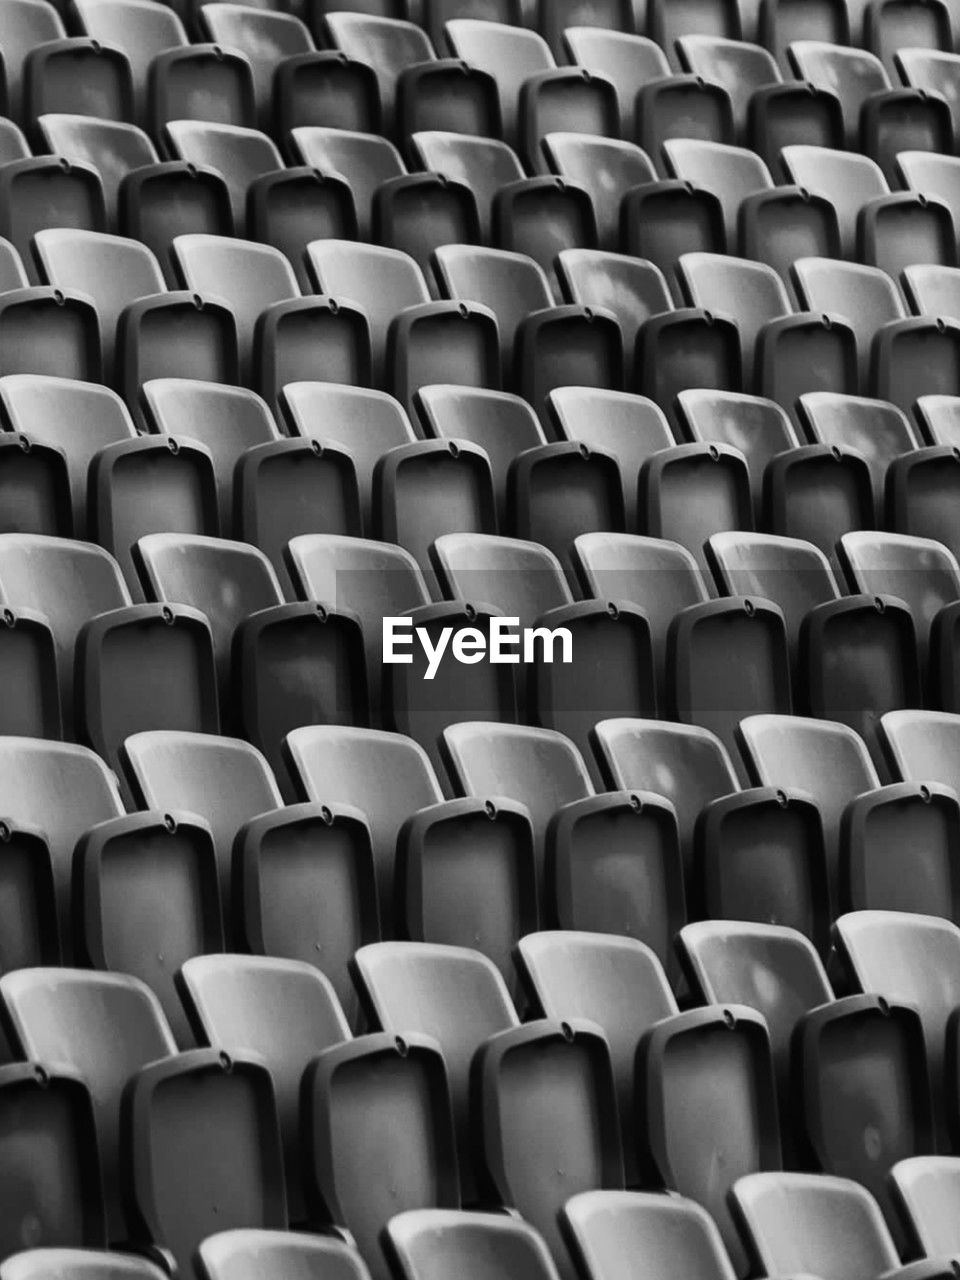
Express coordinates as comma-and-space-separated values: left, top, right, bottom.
637, 1004, 781, 1274
0, 1253, 168, 1280
122, 1050, 287, 1280
444, 20, 555, 148
179, 954, 350, 1223
730, 1171, 940, 1280
0, 0, 67, 123
0, 811, 59, 972
0, 1062, 104, 1260
432, 530, 569, 630
0, 377, 136, 536
385, 1210, 559, 1280
148, 42, 256, 137
620, 181, 727, 292
286, 725, 443, 936
0, 117, 30, 163
897, 48, 960, 141
199, 4, 314, 129
0, 158, 106, 286
1, 968, 176, 1240
561, 1190, 740, 1280
563, 27, 669, 135
889, 1157, 960, 1260
73, 0, 187, 124
473, 1019, 623, 1278
543, 134, 655, 250
738, 714, 882, 915
352, 942, 517, 1202
197, 1232, 372, 1280
866, 0, 952, 80
516, 932, 677, 1184
302, 1034, 459, 1280
637, 442, 754, 570
555, 253, 672, 368
797, 390, 920, 509
23, 38, 134, 129
0, 287, 102, 383
782, 144, 889, 257
410, 131, 524, 242
121, 730, 283, 942
290, 127, 405, 239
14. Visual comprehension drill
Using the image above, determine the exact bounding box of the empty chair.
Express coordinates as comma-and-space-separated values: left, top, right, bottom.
473, 1019, 623, 1279
22, 37, 134, 126
291, 127, 404, 239
321, 12, 432, 115
0, 1253, 168, 1280
1, 969, 176, 1241
444, 20, 554, 147
442, 723, 593, 892
592, 719, 739, 891
179, 955, 350, 1223
385, 1211, 559, 1280
0, 740, 123, 960
0, 285, 101, 384
74, 0, 187, 121
543, 134, 655, 251
197, 1233, 372, 1280
664, 140, 773, 246
903, 263, 960, 320
889, 1157, 960, 1260
782, 145, 889, 257
286, 726, 444, 936
352, 943, 517, 1202
0, 535, 130, 734
678, 922, 832, 1142
564, 28, 670, 135
38, 114, 156, 224
516, 932, 677, 1185
121, 730, 283, 941
860, 193, 958, 282
648, 0, 742, 69
561, 1191, 741, 1280
285, 534, 429, 715
0, 377, 137, 535
898, 151, 960, 250
556, 251, 672, 362
143, 380, 279, 534
881, 709, 960, 792
731, 1171, 934, 1280
738, 715, 881, 917
302, 1034, 459, 1280
839, 531, 960, 668
637, 443, 754, 572
432, 531, 570, 633
866, 0, 952, 79
122, 1050, 287, 1280
0, 157, 106, 287
199, 5, 313, 127
72, 808, 222, 1043
637, 1005, 781, 1274
916, 393, 960, 448
0, 118, 30, 164
898, 48, 960, 143
164, 120, 283, 228
799, 391, 920, 509
411, 131, 524, 241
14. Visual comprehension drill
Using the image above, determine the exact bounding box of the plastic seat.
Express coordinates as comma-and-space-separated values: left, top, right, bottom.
762, 445, 876, 570
321, 12, 432, 114
0, 377, 136, 536
898, 49, 960, 143
410, 132, 523, 242
303, 1034, 459, 1280
0, 0, 66, 122
473, 1020, 622, 1278
21, 37, 132, 129
0, 238, 27, 293
199, 4, 313, 129
839, 532, 960, 672
638, 443, 754, 570
637, 1005, 781, 1273
197, 1233, 372, 1280
889, 1157, 960, 1259
556, 251, 671, 363
591, 719, 739, 893
738, 715, 881, 917
881, 709, 960, 792
0, 117, 29, 165
792, 258, 906, 385
542, 134, 654, 251
286, 726, 443, 937
416, 385, 544, 525
618, 181, 725, 295
866, 0, 952, 80
782, 145, 889, 257
352, 942, 517, 1202
442, 723, 593, 894
902, 263, 960, 322
73, 0, 187, 123
164, 119, 282, 226
121, 730, 282, 941
561, 1191, 740, 1280
285, 534, 429, 715
134, 533, 283, 703
731, 1171, 932, 1280
760, 0, 851, 68
0, 157, 106, 286
0, 286, 102, 383
38, 114, 154, 224
916, 394, 960, 450
431, 530, 571, 632
564, 28, 669, 136
662, 140, 770, 246
517, 69, 620, 176
897, 152, 960, 255
272, 46, 381, 138
0, 1062, 104, 1259
0, 1253, 168, 1280
142, 380, 278, 534
1, 969, 176, 1241
419, 0, 522, 50
373, 173, 481, 291
386, 1211, 558, 1280
516, 933, 676, 1185
147, 41, 257, 138
678, 922, 832, 1149
445, 20, 555, 148
861, 193, 958, 282
0, 535, 129, 731
676, 390, 798, 517
290, 127, 404, 239
122, 1050, 287, 1280
179, 955, 349, 1223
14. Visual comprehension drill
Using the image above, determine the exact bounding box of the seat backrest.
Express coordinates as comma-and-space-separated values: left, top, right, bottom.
197, 1232, 371, 1280
323, 12, 435, 112
561, 1190, 737, 1280
432, 532, 571, 629
788, 41, 889, 141
0, 0, 67, 113
731, 1171, 899, 1279
0, 1251, 169, 1280
1, 968, 176, 1240
888, 1156, 960, 1259
798, 392, 919, 493
290, 126, 405, 236
678, 35, 781, 134
385, 1210, 560, 1280
839, 531, 960, 647
38, 113, 157, 220
679, 252, 790, 379
445, 20, 555, 139
782, 145, 889, 253
200, 4, 313, 116
902, 263, 960, 320
792, 257, 904, 374
664, 139, 772, 241
411, 131, 523, 238
563, 28, 669, 133
433, 245, 552, 358
544, 134, 656, 249
165, 120, 284, 224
